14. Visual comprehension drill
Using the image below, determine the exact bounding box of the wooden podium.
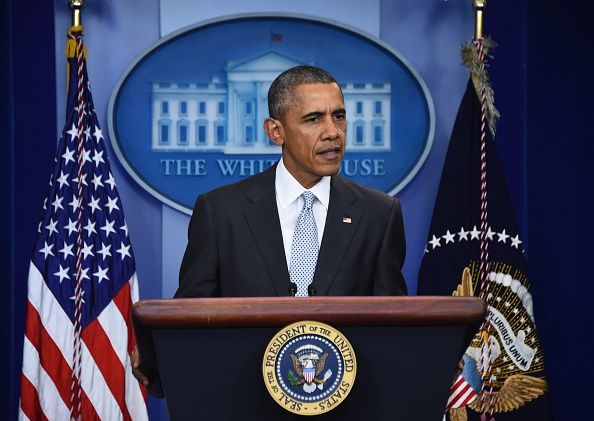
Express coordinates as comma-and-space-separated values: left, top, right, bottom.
133, 297, 485, 420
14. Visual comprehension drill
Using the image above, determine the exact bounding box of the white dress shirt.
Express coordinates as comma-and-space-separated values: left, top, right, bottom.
275, 158, 330, 270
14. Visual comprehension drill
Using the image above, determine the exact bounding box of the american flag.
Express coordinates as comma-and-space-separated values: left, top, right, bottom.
19, 27, 148, 420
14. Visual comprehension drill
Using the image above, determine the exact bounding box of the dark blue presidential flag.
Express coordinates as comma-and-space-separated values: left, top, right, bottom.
417, 40, 551, 420
19, 26, 147, 420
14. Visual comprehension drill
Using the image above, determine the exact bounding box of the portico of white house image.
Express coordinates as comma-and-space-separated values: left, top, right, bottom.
151, 51, 391, 154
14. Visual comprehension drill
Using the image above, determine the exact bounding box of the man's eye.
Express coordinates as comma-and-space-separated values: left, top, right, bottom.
306, 116, 320, 123
334, 113, 346, 120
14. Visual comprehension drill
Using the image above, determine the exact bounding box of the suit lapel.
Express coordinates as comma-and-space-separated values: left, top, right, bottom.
313, 176, 362, 295
243, 166, 290, 296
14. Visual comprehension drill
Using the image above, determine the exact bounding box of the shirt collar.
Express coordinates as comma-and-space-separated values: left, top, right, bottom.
275, 158, 330, 210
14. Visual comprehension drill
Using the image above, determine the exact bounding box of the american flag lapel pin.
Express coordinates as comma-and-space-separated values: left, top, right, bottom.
342, 216, 352, 224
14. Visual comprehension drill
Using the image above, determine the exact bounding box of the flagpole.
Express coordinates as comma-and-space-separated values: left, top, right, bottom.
471, 1, 498, 418
473, 0, 486, 40
69, 0, 84, 26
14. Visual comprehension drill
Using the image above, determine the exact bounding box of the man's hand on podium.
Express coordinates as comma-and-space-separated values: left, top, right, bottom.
131, 347, 150, 387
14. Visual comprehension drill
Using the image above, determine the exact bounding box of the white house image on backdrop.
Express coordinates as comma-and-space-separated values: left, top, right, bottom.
151, 51, 391, 154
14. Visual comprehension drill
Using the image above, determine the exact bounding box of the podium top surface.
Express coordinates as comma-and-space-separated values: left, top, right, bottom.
133, 296, 486, 328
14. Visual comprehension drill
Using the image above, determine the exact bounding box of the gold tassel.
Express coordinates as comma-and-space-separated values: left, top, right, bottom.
65, 25, 83, 58
65, 25, 85, 92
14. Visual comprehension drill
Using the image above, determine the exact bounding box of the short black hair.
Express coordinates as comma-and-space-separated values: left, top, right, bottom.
267, 65, 342, 120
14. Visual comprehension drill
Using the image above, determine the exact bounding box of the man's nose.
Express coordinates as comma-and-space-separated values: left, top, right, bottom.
321, 116, 340, 140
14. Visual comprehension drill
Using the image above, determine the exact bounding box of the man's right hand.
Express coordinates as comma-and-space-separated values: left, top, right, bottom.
131, 347, 150, 387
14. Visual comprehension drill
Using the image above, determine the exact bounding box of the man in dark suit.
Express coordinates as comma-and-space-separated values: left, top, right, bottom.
132, 65, 407, 386
175, 65, 407, 298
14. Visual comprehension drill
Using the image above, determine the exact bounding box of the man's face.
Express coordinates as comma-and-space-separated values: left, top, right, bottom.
266, 83, 346, 189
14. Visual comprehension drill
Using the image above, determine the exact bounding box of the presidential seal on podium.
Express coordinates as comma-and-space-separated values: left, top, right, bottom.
262, 321, 357, 416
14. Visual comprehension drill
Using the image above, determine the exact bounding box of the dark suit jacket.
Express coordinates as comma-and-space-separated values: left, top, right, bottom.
175, 165, 407, 297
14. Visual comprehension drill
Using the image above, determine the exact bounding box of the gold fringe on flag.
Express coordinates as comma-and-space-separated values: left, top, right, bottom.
462, 37, 500, 136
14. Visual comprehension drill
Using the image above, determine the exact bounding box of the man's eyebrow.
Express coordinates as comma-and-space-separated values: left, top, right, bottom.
301, 108, 346, 120
301, 111, 324, 120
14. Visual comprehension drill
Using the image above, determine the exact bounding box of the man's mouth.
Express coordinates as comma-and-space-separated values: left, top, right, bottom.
317, 146, 342, 159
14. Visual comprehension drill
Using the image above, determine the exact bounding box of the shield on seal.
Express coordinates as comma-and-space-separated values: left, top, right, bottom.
303, 366, 315, 384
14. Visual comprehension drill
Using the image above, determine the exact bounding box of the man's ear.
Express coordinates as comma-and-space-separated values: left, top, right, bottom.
264, 117, 284, 147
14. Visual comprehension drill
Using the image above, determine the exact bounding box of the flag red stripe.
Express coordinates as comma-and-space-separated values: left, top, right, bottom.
112, 280, 148, 401
449, 385, 477, 409
82, 318, 132, 421
447, 383, 471, 408
458, 390, 476, 407
20, 373, 49, 421
80, 385, 102, 421
449, 381, 469, 400
24, 301, 73, 409
113, 281, 137, 353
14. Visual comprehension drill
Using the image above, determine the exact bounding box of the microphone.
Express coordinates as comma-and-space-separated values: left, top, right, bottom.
308, 284, 317, 296
288, 282, 297, 296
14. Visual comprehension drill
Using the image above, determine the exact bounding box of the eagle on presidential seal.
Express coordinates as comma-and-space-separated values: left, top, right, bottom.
287, 344, 333, 393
